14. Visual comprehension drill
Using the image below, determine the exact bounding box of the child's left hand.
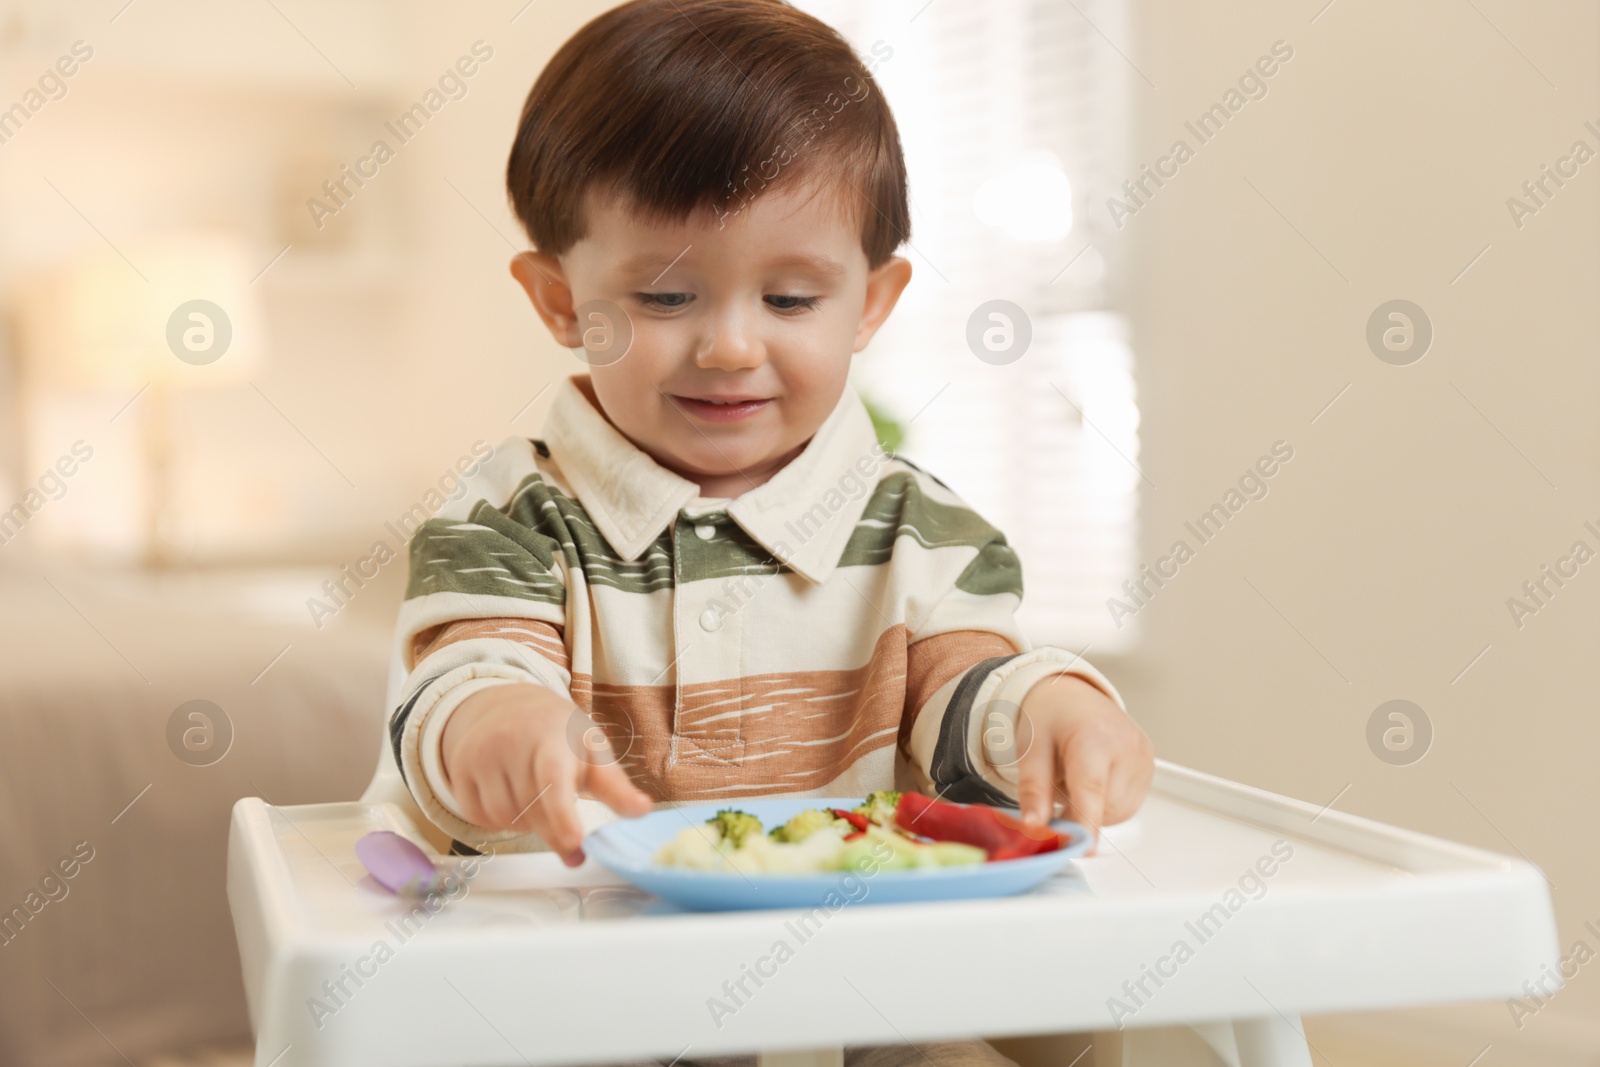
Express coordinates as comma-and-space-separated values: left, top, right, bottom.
1013, 674, 1154, 851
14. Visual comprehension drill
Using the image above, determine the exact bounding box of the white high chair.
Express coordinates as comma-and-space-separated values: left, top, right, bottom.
228, 646, 1558, 1067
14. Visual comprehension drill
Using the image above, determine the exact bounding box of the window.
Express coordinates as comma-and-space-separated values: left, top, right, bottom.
797, 0, 1142, 652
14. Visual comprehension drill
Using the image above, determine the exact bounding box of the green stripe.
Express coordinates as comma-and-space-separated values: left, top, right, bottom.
406, 467, 1021, 603
407, 473, 786, 602
954, 539, 1023, 598
672, 513, 786, 581
502, 474, 675, 594
405, 507, 565, 605
837, 471, 1003, 566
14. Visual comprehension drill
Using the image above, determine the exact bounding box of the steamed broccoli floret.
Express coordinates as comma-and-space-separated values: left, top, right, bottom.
707, 809, 763, 849
769, 808, 847, 843
854, 790, 903, 828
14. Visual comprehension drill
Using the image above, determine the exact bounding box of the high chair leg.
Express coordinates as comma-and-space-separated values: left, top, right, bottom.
1232, 1016, 1312, 1067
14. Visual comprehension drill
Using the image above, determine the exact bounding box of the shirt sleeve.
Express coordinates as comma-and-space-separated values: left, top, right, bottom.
388, 499, 572, 846
898, 536, 1126, 807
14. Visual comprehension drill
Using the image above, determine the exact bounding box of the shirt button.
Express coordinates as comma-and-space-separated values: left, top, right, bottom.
698, 608, 723, 632
694, 523, 716, 540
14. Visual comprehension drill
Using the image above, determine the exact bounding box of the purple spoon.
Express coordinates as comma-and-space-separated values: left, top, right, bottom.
355, 831, 448, 897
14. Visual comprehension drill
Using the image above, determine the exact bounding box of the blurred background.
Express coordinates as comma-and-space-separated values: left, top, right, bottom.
0, 0, 1594, 1064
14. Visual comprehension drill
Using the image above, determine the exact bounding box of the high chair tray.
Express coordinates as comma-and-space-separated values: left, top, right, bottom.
227, 760, 1557, 1067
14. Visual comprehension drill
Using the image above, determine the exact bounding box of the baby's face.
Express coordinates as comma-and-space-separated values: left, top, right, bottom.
514, 181, 910, 497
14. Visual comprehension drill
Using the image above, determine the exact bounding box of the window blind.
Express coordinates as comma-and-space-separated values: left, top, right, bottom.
796, 0, 1142, 652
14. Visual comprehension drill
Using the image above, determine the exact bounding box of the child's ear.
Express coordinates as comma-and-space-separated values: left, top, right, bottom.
853, 255, 913, 353
510, 252, 582, 347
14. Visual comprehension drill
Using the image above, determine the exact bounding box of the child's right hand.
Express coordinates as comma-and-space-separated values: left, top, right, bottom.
439, 683, 653, 866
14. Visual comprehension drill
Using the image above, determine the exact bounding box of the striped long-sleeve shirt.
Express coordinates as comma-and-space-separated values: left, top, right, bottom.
389, 375, 1124, 853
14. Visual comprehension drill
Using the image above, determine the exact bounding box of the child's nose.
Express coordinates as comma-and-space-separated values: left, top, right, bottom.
694, 311, 764, 371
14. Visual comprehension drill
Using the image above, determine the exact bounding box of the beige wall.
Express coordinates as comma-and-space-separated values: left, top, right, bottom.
1123, 0, 1600, 1057
0, 1, 595, 561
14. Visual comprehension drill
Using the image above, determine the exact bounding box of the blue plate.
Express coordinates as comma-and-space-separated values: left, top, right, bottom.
583, 796, 1091, 912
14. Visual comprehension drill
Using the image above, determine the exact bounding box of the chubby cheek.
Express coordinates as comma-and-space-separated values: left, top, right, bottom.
589, 332, 673, 411
782, 373, 842, 436
775, 339, 851, 426
620, 320, 684, 378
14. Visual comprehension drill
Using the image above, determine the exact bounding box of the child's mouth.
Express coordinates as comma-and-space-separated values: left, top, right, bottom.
671, 395, 773, 423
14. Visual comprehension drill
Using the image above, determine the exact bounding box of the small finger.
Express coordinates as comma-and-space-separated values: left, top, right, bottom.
534, 748, 587, 862
1013, 711, 1057, 826
1061, 741, 1109, 847
522, 796, 586, 867
583, 757, 653, 818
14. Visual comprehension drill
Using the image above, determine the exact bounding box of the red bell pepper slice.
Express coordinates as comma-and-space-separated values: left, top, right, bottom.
895, 792, 1066, 860
830, 808, 870, 833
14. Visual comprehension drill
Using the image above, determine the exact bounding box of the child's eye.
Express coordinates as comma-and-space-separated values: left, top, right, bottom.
765, 294, 820, 313
637, 292, 692, 309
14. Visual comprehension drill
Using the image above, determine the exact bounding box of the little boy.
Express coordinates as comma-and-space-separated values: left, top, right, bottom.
390, 5, 1151, 1057
392, 0, 1151, 865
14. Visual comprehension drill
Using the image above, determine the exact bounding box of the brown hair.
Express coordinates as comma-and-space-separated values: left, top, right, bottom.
505, 0, 908, 267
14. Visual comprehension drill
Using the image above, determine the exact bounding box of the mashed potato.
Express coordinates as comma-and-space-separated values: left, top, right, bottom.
654, 822, 850, 873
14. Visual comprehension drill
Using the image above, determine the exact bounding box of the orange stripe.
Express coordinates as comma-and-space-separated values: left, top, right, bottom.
569, 626, 912, 802
900, 630, 1019, 750
410, 617, 570, 673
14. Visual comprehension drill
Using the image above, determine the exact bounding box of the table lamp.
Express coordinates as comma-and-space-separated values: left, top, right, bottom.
15, 231, 264, 565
